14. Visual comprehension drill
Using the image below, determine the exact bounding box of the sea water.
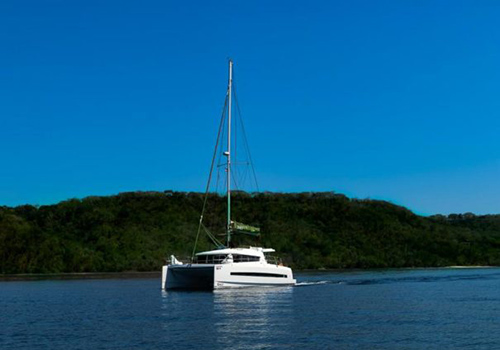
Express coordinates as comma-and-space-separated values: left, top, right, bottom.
1, 268, 500, 349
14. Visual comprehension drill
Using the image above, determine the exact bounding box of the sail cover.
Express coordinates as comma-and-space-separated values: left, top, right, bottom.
231, 221, 261, 236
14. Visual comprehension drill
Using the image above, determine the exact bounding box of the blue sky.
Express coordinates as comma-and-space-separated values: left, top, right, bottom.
1, 0, 499, 215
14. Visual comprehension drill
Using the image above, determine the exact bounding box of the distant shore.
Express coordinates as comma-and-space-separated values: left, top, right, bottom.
0, 271, 161, 282
1, 266, 497, 282
3, 192, 500, 273
444, 265, 494, 269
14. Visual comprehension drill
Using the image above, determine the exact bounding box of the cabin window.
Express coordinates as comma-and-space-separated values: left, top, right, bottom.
194, 254, 261, 264
194, 254, 227, 264
233, 254, 260, 263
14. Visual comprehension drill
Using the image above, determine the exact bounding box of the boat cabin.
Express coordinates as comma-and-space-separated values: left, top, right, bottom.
192, 247, 275, 265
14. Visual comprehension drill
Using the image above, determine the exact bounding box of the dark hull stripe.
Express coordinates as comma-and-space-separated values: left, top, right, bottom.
230, 272, 288, 278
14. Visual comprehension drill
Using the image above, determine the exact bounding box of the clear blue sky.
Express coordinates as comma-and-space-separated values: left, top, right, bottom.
1, 0, 499, 215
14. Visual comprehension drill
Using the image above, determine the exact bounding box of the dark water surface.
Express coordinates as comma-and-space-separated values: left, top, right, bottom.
1, 268, 500, 349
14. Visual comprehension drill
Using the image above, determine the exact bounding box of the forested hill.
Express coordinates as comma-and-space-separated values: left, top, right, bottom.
1, 191, 500, 274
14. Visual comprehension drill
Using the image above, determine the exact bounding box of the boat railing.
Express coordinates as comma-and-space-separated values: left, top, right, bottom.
166, 255, 228, 265
192, 254, 227, 264
167, 254, 281, 265
165, 256, 191, 265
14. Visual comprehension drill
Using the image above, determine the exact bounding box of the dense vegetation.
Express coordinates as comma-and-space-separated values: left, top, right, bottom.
1, 191, 500, 274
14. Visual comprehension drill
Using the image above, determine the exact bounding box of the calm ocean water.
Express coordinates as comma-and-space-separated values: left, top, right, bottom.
1, 268, 500, 349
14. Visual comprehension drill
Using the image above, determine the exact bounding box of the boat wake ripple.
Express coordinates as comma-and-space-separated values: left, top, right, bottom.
296, 270, 500, 287
295, 281, 336, 287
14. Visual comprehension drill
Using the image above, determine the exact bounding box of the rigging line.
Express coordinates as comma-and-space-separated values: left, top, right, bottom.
215, 163, 221, 193
191, 90, 229, 260
234, 89, 238, 178
230, 148, 240, 191
215, 106, 227, 192
232, 166, 240, 191
232, 83, 260, 192
240, 168, 249, 190
202, 223, 224, 248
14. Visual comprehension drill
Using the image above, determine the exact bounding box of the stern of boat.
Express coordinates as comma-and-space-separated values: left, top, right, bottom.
162, 264, 215, 290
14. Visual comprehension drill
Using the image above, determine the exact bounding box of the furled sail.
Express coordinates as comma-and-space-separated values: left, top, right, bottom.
231, 221, 261, 237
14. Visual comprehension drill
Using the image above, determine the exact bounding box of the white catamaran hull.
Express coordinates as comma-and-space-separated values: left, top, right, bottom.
162, 263, 296, 290
161, 62, 296, 291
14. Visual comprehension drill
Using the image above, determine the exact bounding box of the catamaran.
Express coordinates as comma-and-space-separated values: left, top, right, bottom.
162, 60, 296, 290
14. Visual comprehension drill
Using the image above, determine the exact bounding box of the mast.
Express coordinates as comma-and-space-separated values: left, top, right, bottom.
226, 59, 233, 246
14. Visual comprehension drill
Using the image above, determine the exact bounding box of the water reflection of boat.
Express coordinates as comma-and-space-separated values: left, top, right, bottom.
212, 287, 294, 346
162, 60, 296, 290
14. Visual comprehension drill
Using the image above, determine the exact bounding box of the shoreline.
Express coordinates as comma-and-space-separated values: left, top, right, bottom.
0, 271, 161, 282
1, 265, 497, 282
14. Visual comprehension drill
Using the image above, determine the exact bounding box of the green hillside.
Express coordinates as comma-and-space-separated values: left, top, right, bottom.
1, 191, 500, 274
